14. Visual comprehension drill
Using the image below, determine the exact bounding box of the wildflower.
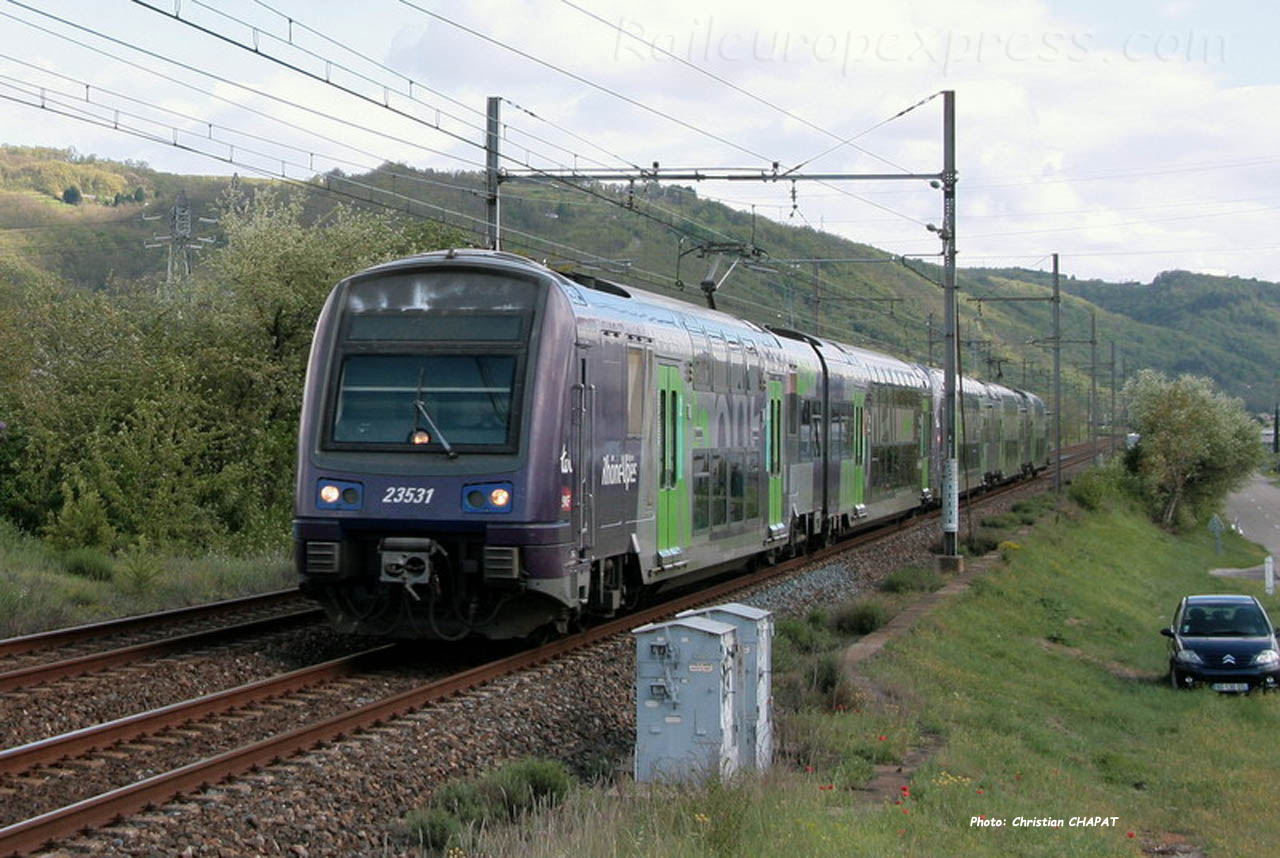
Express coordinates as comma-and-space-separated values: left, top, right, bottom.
900, 785, 910, 797
1127, 832, 1135, 839
976, 788, 984, 794
693, 812, 710, 825
878, 734, 887, 741
805, 765, 815, 773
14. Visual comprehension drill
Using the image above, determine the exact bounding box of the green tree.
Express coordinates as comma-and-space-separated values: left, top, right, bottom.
1123, 370, 1262, 528
133, 186, 146, 203
0, 188, 465, 553
62, 185, 81, 205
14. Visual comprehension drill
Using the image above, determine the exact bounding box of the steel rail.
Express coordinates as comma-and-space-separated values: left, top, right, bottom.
0, 454, 1095, 856
0, 609, 324, 693
0, 589, 304, 658
0, 645, 396, 777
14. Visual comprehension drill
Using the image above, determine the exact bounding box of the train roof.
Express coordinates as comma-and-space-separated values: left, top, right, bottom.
348, 250, 1043, 404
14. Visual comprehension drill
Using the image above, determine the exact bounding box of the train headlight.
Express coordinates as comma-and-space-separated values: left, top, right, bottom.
317, 479, 362, 510
462, 482, 514, 513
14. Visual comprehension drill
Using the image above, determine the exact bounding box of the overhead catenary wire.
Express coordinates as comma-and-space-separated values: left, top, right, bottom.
118, 0, 770, 250
6, 3, 745, 253
560, 0, 917, 175
392, 0, 781, 166
181, 0, 629, 172
0, 5, 486, 169
135, 0, 933, 241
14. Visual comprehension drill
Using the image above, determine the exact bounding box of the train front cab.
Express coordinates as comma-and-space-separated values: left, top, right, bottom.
292, 252, 584, 640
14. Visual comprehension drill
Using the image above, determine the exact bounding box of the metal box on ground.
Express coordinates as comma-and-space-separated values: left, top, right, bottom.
678, 603, 773, 771
632, 616, 738, 783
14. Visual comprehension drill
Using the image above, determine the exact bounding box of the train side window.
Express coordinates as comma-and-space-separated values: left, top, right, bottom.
658, 389, 668, 489
811, 400, 823, 458
800, 399, 812, 461
712, 455, 728, 527
626, 349, 646, 437
692, 453, 710, 534
745, 461, 760, 519
730, 456, 745, 522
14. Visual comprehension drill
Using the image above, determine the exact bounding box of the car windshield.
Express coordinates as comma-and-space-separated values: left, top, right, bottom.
1180, 604, 1270, 637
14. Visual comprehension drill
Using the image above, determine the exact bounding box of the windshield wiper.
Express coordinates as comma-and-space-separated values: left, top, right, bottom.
413, 369, 458, 459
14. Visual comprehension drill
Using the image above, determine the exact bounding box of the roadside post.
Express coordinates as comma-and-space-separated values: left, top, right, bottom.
1266, 557, 1275, 597
1209, 514, 1224, 555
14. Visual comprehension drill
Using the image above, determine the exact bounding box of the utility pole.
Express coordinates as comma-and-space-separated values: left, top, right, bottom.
1053, 253, 1062, 492
1090, 310, 1099, 464
143, 189, 213, 298
938, 90, 959, 559
485, 95, 501, 251
1109, 341, 1117, 454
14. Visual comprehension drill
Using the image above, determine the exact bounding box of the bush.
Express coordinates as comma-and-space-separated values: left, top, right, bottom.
62, 547, 114, 581
880, 566, 943, 593
1067, 468, 1111, 511
776, 617, 837, 653
405, 758, 575, 851
62, 185, 81, 205
44, 476, 117, 551
486, 758, 572, 819
832, 598, 888, 636
116, 539, 164, 594
979, 512, 1020, 531
403, 806, 462, 851
962, 528, 1002, 556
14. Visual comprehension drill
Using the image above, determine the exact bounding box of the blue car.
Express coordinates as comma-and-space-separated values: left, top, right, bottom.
1162, 594, 1280, 693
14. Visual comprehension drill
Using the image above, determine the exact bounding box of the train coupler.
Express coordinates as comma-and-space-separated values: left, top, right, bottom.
379, 537, 446, 601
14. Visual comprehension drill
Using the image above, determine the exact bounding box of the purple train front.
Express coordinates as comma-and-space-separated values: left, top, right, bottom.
293, 250, 596, 640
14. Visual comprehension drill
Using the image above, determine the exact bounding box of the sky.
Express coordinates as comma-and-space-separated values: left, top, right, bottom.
0, 0, 1276, 284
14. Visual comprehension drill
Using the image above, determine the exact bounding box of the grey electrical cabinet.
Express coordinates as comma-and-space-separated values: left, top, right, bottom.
678, 603, 773, 771
632, 616, 739, 783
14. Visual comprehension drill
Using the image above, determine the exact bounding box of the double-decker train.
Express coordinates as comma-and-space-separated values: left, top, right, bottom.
293, 250, 1048, 640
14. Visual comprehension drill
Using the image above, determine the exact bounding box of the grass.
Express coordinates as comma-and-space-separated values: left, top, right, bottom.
426, 487, 1277, 858
0, 519, 294, 638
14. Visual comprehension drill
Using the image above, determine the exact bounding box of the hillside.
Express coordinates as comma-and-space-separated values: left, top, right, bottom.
3, 144, 1277, 414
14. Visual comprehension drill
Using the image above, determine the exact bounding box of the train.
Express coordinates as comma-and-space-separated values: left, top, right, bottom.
292, 249, 1049, 640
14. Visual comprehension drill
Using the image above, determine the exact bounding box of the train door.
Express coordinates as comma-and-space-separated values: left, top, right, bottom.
918, 394, 930, 497
854, 391, 868, 506
657, 364, 688, 564
766, 377, 785, 535
572, 347, 595, 554
839, 390, 866, 513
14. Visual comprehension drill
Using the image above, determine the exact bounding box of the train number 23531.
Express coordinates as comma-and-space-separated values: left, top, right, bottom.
382, 486, 435, 504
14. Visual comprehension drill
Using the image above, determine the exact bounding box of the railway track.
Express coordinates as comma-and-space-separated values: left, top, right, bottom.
0, 449, 1098, 856
0, 589, 309, 667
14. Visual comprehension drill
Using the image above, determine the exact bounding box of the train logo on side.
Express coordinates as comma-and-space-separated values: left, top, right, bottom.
601, 453, 639, 490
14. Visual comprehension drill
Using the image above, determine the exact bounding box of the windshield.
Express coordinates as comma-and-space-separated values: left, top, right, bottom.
1181, 604, 1270, 637
325, 266, 539, 452
333, 354, 516, 446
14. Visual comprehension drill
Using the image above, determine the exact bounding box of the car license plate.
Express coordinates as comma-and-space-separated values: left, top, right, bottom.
1211, 682, 1249, 693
